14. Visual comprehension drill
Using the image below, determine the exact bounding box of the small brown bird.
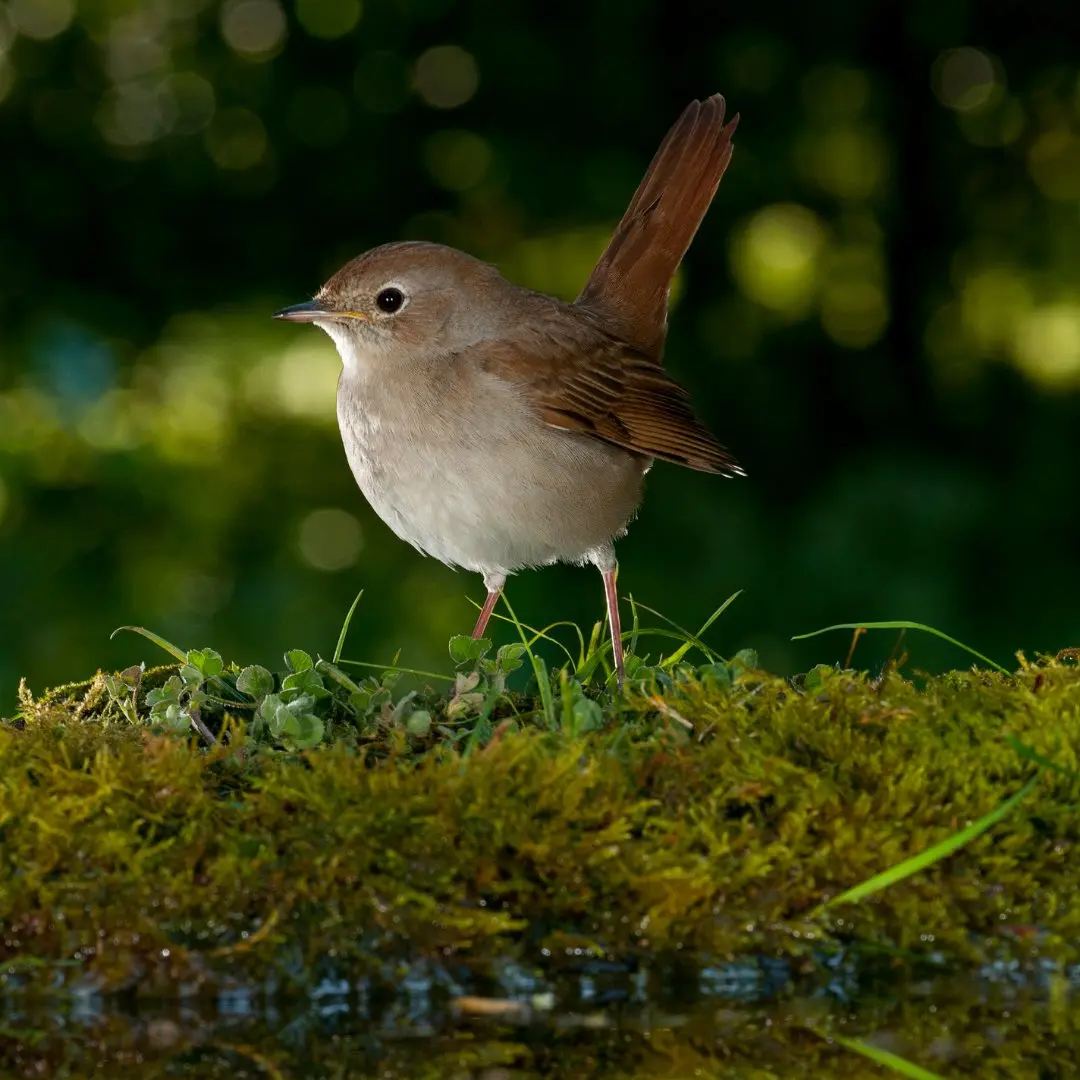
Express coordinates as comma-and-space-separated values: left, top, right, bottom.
275, 95, 742, 686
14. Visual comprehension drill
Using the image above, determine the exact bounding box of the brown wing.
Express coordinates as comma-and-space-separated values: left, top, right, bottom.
577, 95, 739, 357
475, 323, 743, 476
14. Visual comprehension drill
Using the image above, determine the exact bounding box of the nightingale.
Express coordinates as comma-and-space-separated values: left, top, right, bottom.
274, 94, 742, 687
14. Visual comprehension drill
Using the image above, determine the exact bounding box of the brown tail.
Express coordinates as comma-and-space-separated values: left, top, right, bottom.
577, 95, 738, 357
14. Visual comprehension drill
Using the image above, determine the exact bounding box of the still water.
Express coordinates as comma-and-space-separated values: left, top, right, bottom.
1, 959, 1075, 1078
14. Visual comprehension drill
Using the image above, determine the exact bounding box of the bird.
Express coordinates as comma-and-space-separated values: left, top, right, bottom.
274, 94, 743, 687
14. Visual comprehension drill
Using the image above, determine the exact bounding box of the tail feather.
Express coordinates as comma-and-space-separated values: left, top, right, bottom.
577, 95, 738, 356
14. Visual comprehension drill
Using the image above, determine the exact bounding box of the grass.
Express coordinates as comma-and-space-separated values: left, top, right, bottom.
2, 597, 1080, 1004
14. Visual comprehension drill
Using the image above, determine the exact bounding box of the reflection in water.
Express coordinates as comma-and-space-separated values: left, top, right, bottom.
1, 963, 1075, 1078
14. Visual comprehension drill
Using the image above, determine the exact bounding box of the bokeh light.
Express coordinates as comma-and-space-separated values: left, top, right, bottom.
220, 0, 287, 59
0, 9, 13, 105
244, 338, 341, 421
796, 126, 888, 201
298, 508, 364, 571
295, 0, 362, 39
204, 107, 269, 169
932, 47, 1002, 111
95, 83, 174, 147
730, 204, 827, 316
166, 72, 217, 134
820, 247, 889, 349
7, 0, 73, 41
1027, 131, 1080, 201
412, 45, 479, 109
959, 267, 1033, 354
423, 130, 492, 191
1012, 304, 1080, 388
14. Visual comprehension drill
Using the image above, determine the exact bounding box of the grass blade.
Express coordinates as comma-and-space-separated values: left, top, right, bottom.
110, 626, 187, 664
499, 593, 556, 724
813, 773, 1040, 914
831, 1034, 949, 1080
337, 659, 454, 683
628, 600, 721, 665
792, 620, 1010, 675
333, 590, 363, 664
482, 612, 581, 668
1004, 734, 1080, 779
663, 590, 742, 667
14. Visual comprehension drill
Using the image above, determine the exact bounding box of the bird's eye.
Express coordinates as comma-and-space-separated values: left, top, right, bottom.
375, 287, 405, 314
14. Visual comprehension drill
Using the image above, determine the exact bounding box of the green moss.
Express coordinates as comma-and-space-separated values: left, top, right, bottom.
2, 653, 1079, 996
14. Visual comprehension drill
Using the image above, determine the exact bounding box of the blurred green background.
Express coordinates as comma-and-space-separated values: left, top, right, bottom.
2, 0, 1078, 701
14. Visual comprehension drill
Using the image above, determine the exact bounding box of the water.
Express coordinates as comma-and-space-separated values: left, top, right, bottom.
2, 960, 1076, 1077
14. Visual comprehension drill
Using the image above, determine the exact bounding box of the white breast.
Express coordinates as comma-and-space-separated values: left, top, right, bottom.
328, 331, 645, 578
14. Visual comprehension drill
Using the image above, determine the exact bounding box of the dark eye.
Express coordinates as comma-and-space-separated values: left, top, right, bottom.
375, 287, 405, 314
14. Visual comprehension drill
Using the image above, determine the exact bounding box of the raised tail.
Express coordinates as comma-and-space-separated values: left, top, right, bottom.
576, 95, 738, 357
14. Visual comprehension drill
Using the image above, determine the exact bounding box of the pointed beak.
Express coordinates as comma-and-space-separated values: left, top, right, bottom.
273, 299, 328, 323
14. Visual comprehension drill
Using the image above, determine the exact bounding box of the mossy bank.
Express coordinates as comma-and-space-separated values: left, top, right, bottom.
2, 642, 1079, 999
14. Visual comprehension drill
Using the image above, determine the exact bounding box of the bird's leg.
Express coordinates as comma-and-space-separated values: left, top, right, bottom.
601, 566, 625, 689
471, 572, 505, 640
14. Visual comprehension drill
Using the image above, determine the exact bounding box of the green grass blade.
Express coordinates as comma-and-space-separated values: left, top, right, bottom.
663, 590, 742, 667
1004, 734, 1080, 779
792, 620, 1010, 675
813, 773, 1040, 914
499, 593, 556, 724
337, 659, 454, 682
627, 600, 721, 665
831, 1034, 949, 1080
333, 590, 364, 664
110, 626, 187, 664
479, 610, 582, 668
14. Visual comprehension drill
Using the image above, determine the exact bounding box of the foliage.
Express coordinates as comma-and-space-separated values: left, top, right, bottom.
3, 639, 1079, 998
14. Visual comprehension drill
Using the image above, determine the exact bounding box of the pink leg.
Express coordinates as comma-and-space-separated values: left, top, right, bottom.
472, 589, 501, 639
472, 572, 506, 640
601, 567, 625, 688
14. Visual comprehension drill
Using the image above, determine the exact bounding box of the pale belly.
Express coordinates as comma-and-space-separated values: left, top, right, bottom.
336, 380, 646, 575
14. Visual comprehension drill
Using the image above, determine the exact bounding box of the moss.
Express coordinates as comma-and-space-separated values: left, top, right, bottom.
2, 655, 1079, 998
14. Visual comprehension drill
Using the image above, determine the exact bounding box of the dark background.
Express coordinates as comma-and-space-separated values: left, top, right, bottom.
1, 0, 1078, 701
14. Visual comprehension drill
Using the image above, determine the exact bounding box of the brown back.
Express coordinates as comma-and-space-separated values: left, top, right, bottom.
576, 95, 738, 357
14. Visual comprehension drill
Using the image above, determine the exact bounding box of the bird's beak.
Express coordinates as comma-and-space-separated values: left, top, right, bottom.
273, 299, 327, 322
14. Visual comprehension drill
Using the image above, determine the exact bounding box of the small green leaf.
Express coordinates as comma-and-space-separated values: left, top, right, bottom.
572, 696, 604, 732
288, 713, 325, 749
146, 676, 183, 710
730, 648, 758, 674
284, 649, 313, 674
449, 635, 489, 665
179, 663, 204, 686
285, 692, 316, 716
186, 648, 223, 678
281, 668, 329, 699
236, 664, 274, 700
801, 664, 833, 693
162, 703, 191, 732
699, 662, 732, 690
257, 694, 287, 736
496, 642, 526, 673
